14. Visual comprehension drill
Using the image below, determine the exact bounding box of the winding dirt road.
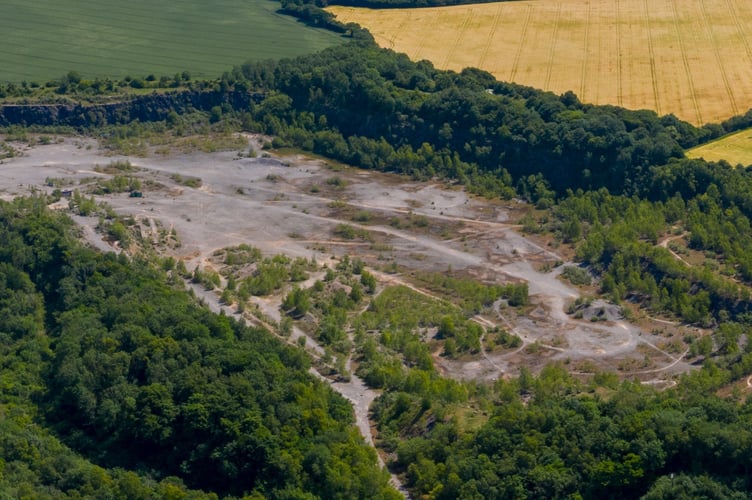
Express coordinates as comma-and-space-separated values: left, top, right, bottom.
0, 136, 698, 495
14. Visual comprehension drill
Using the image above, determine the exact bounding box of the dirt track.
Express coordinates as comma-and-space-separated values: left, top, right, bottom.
0, 135, 696, 381
0, 136, 698, 482
0, 134, 701, 492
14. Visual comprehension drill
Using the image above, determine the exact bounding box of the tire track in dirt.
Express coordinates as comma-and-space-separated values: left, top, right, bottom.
187, 278, 410, 497
411, 15, 430, 61
658, 232, 690, 267
622, 348, 689, 376
375, 273, 515, 377
472, 315, 508, 374
370, 269, 511, 378
246, 180, 523, 232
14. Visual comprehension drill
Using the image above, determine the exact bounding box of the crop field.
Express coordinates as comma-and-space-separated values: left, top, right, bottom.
687, 128, 752, 166
0, 0, 342, 83
329, 0, 752, 125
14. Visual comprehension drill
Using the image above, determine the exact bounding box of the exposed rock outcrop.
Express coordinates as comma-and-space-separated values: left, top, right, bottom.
0, 90, 264, 127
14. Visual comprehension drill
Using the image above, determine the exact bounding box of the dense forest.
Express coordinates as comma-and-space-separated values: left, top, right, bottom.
231, 43, 703, 197
374, 364, 752, 499
3, 194, 752, 498
5, 16, 752, 498
0, 196, 397, 499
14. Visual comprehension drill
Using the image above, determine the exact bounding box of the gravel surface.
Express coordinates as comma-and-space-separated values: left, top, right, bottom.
0, 135, 696, 492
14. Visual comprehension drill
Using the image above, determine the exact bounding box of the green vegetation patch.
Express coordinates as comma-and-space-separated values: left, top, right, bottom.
0, 0, 343, 83
686, 128, 752, 167
0, 196, 395, 498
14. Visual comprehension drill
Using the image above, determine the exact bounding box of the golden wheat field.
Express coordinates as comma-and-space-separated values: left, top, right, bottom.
329, 0, 752, 125
687, 129, 752, 166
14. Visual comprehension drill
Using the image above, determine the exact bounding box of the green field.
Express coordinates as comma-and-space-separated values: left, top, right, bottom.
0, 0, 342, 83
687, 128, 752, 167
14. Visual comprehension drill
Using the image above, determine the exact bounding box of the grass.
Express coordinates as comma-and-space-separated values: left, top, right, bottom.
329, 0, 752, 125
0, 0, 343, 83
686, 128, 752, 167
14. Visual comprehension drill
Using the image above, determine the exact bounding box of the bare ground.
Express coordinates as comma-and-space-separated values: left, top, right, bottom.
0, 135, 699, 489
0, 135, 697, 382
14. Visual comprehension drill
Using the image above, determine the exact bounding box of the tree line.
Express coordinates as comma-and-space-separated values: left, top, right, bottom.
225, 43, 735, 198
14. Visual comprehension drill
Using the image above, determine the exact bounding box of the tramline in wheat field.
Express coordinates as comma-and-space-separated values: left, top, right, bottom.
330, 0, 752, 126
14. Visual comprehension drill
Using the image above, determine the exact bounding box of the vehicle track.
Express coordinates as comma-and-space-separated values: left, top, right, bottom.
670, 0, 702, 124
478, 4, 504, 69
643, 0, 661, 115
579, 0, 591, 100
5, 139, 697, 484
74, 216, 409, 497
725, 0, 752, 66
697, 0, 738, 115
614, 0, 623, 106
543, 2, 562, 91
442, 8, 474, 70
509, 4, 532, 82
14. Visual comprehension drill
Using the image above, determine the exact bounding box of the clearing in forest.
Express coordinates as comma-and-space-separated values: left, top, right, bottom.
686, 128, 752, 167
329, 0, 752, 126
0, 135, 696, 382
0, 0, 342, 83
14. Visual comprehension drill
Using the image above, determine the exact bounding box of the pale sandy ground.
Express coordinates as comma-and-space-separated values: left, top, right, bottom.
0, 135, 695, 379
0, 135, 696, 491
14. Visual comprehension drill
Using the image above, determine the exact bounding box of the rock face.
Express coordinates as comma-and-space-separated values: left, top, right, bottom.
0, 90, 264, 127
